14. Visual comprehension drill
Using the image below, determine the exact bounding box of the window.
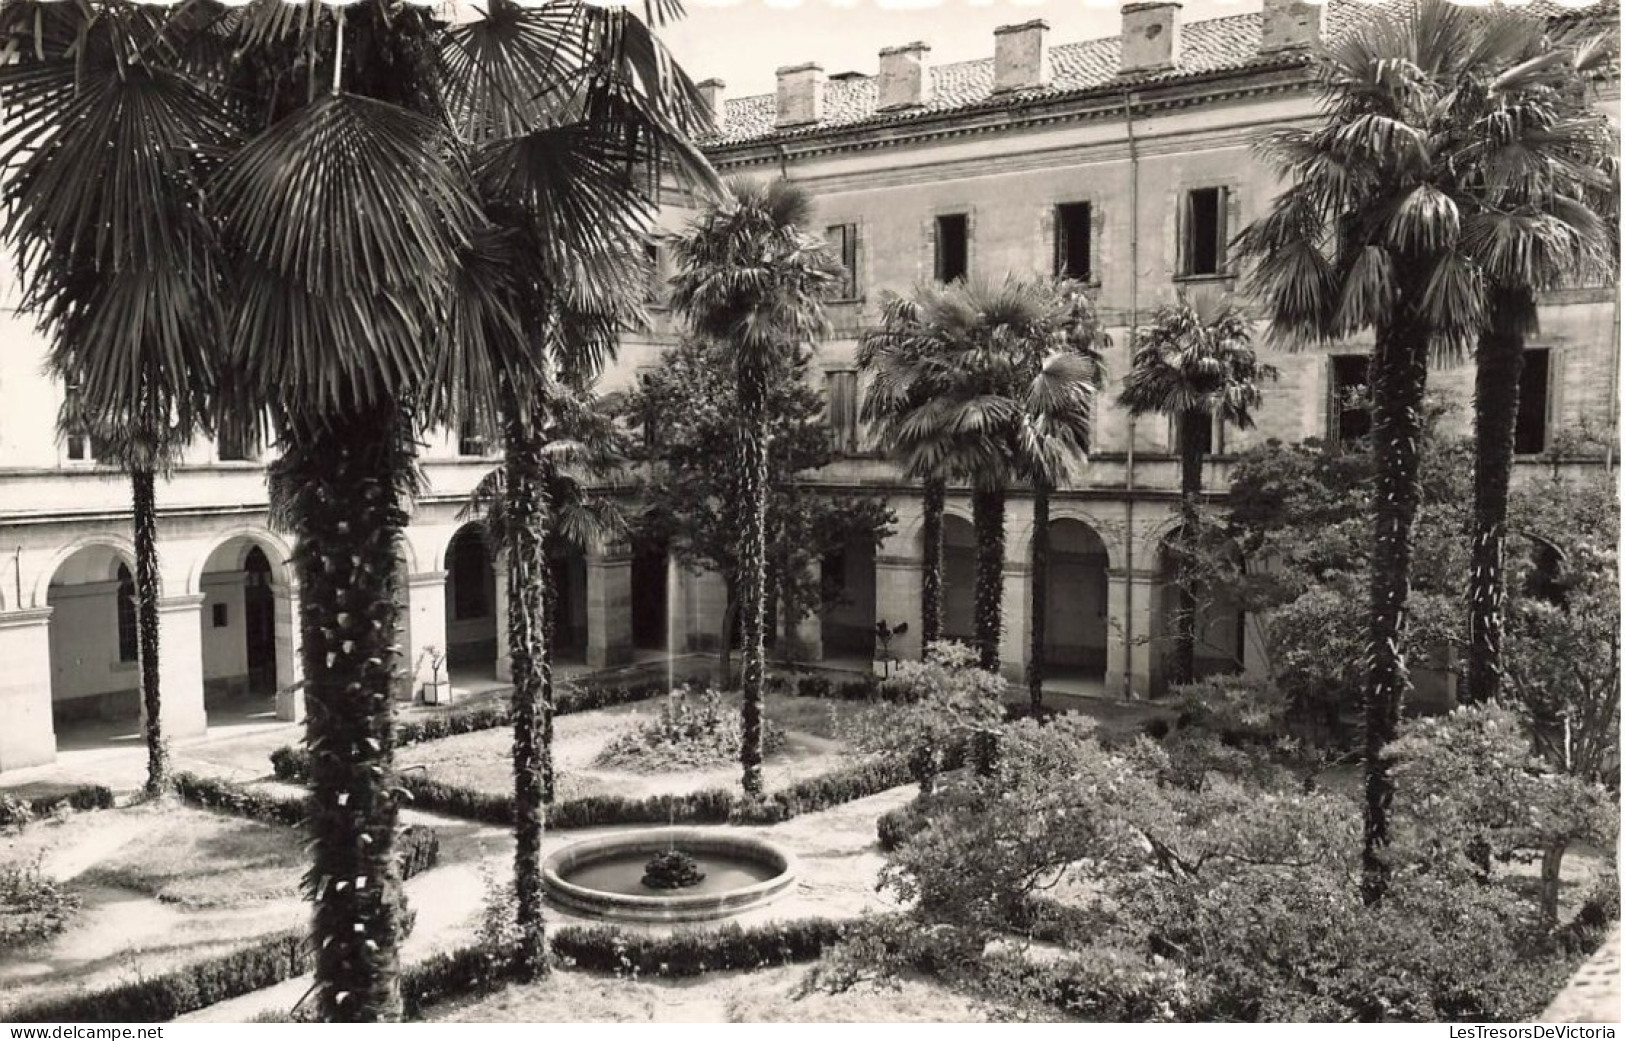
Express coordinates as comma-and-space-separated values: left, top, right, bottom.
458, 419, 489, 458
216, 417, 260, 462
1171, 411, 1217, 457
826, 370, 859, 455
934, 213, 968, 283
63, 379, 91, 463
450, 533, 491, 621
1329, 354, 1372, 446
1181, 187, 1229, 277
1514, 348, 1551, 455
116, 564, 138, 664
827, 224, 859, 299
212, 603, 229, 628
1054, 202, 1093, 282
643, 242, 665, 305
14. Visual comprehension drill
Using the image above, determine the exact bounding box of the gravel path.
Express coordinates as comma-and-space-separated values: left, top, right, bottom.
1543, 927, 1621, 1024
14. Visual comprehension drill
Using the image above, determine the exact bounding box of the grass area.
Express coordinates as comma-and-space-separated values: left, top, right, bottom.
398, 691, 883, 801
72, 805, 303, 910
422, 963, 991, 1023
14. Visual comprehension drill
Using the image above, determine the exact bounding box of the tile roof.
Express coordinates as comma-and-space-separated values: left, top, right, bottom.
705, 0, 1616, 147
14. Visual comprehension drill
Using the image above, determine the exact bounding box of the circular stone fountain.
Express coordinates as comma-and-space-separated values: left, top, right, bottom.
542, 828, 798, 923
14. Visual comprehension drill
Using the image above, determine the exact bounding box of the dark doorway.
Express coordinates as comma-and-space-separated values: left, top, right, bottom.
630, 539, 669, 651
243, 547, 277, 694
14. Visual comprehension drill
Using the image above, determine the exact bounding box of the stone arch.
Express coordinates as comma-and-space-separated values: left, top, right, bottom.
186, 528, 296, 597
32, 534, 139, 610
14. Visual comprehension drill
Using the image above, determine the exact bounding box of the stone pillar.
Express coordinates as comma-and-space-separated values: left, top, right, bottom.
1105, 569, 1161, 699
271, 581, 304, 722
404, 570, 449, 698
874, 550, 923, 663
492, 562, 512, 682
153, 594, 208, 739
0, 608, 57, 772
585, 543, 632, 669
999, 560, 1030, 685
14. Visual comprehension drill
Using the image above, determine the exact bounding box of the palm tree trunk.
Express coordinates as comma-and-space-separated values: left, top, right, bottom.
971, 488, 1006, 674
288, 407, 410, 1022
502, 400, 551, 980
718, 593, 738, 688
1362, 325, 1430, 907
737, 357, 770, 799
1173, 409, 1205, 688
131, 466, 167, 796
920, 477, 946, 653
1025, 485, 1050, 711
1466, 290, 1531, 707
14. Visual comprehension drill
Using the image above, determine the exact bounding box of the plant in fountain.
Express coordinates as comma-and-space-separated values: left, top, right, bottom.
641, 849, 707, 890
595, 686, 786, 773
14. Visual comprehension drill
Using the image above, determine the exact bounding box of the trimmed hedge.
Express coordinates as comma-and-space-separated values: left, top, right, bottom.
552, 918, 845, 977
4, 929, 309, 1023
0, 785, 116, 829
271, 677, 674, 783
172, 773, 440, 881
401, 944, 525, 1019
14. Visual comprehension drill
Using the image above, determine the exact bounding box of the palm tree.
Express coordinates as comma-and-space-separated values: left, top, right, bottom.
1, 0, 710, 1019
668, 178, 843, 799
460, 380, 625, 973
1117, 290, 1275, 689
857, 277, 1104, 677
1235, 0, 1595, 904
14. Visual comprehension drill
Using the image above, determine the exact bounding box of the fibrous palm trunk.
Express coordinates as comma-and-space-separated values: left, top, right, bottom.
1025, 485, 1050, 711
971, 488, 1006, 674
737, 356, 770, 799
920, 477, 946, 653
1362, 320, 1430, 907
502, 399, 552, 980
289, 407, 411, 1022
131, 467, 167, 795
1172, 409, 1205, 688
1466, 289, 1532, 707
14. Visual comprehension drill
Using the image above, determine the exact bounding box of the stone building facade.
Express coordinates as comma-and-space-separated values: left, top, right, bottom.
0, 0, 1617, 772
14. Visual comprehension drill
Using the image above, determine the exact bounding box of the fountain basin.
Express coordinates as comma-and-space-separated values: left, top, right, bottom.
542, 828, 798, 923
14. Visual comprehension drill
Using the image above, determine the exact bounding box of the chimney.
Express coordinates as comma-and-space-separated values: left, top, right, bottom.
775, 63, 824, 128
1258, 0, 1324, 55
877, 42, 931, 111
993, 20, 1050, 94
1120, 2, 1183, 76
696, 78, 726, 132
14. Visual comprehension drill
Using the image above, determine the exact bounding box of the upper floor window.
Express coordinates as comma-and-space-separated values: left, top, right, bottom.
1515, 348, 1552, 455
458, 419, 490, 458
1181, 187, 1229, 277
116, 563, 138, 664
826, 224, 859, 300
644, 242, 666, 305
825, 369, 859, 456
1329, 353, 1371, 447
1054, 202, 1093, 282
63, 379, 94, 463
1171, 411, 1219, 457
935, 213, 969, 284
217, 417, 261, 462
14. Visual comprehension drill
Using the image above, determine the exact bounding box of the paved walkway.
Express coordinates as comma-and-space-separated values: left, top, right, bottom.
1543, 927, 1621, 1024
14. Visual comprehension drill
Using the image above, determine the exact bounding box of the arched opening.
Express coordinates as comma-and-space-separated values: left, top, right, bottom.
1154, 529, 1245, 692
941, 515, 976, 646
630, 530, 670, 654
47, 544, 141, 751
550, 543, 589, 665
1043, 518, 1110, 686
443, 525, 498, 681
820, 534, 877, 662
199, 536, 295, 723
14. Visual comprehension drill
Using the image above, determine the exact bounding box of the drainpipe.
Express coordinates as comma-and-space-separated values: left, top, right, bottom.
1121, 87, 1141, 701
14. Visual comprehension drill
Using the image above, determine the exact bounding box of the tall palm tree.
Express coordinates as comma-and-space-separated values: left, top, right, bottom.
668, 178, 842, 798
1450, 20, 1617, 706
1, 0, 710, 1019
1235, 0, 1589, 904
0, 3, 226, 797
858, 277, 1104, 677
1117, 290, 1274, 689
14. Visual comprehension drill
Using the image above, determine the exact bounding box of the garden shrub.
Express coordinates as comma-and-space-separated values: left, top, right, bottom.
548, 788, 738, 829
171, 772, 306, 827
980, 948, 1201, 1023
593, 686, 786, 773
398, 824, 442, 881
0, 862, 79, 951
400, 943, 525, 1019
552, 918, 844, 977
795, 675, 833, 699
876, 794, 942, 853
0, 786, 116, 830
735, 755, 915, 824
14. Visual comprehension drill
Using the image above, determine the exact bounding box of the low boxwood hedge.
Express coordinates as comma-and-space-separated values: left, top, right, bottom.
552, 917, 845, 977
0, 785, 116, 829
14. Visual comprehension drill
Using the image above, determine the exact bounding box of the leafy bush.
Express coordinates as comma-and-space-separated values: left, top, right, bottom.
877, 797, 934, 853
593, 686, 786, 773
0, 786, 116, 830
796, 675, 833, 699
398, 824, 441, 881
0, 862, 79, 951
548, 789, 738, 829
171, 772, 306, 827
980, 947, 1201, 1023
734, 756, 916, 824
400, 944, 524, 1019
552, 918, 844, 977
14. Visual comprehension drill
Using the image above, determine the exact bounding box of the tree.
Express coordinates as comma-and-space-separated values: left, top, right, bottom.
667, 178, 845, 799
1236, 0, 1569, 904
1118, 290, 1275, 688
855, 277, 1104, 676
626, 338, 893, 685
